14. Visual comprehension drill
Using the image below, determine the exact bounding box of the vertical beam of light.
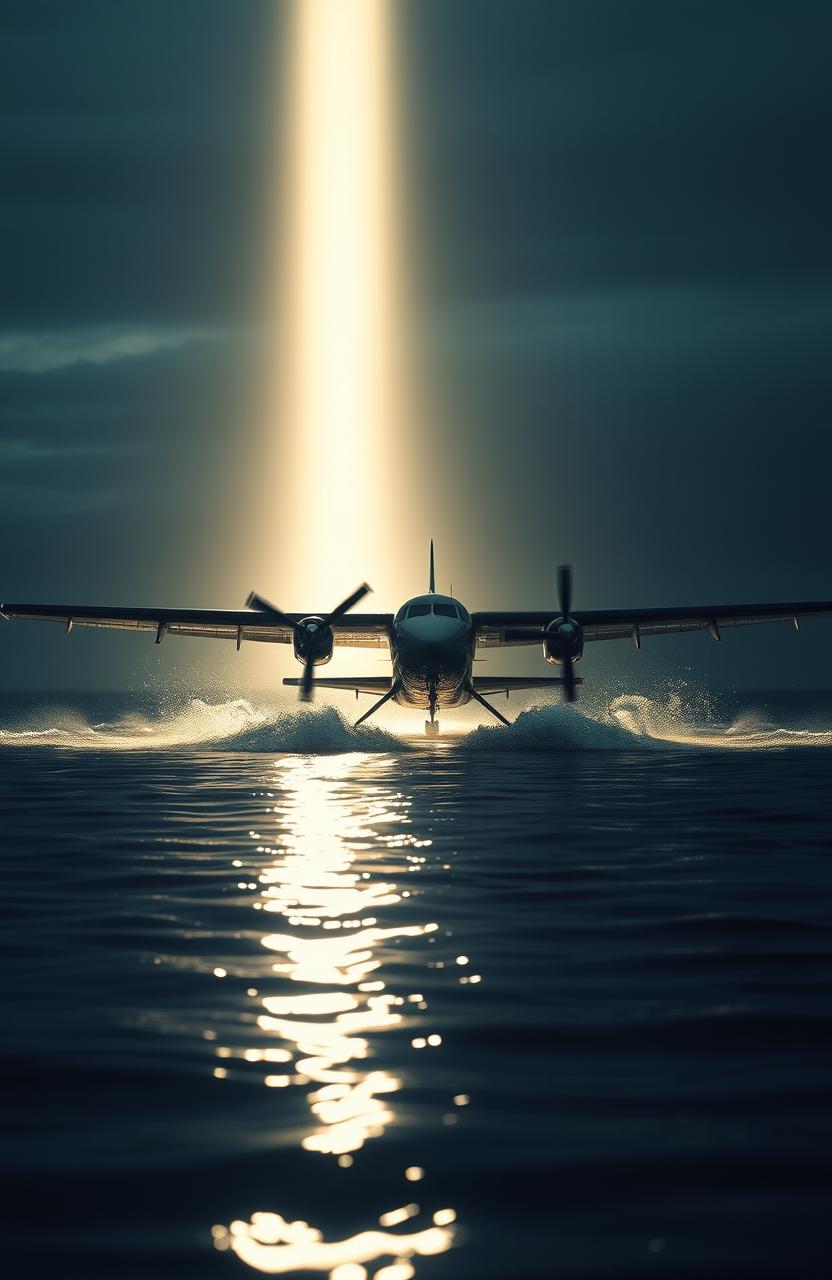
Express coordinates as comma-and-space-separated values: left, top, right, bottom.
277, 0, 399, 605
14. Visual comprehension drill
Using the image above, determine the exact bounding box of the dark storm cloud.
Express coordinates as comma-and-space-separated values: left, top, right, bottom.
403, 0, 832, 298
0, 0, 278, 326
0, 335, 263, 602
398, 4, 832, 622
0, 0, 280, 691
0, 325, 215, 373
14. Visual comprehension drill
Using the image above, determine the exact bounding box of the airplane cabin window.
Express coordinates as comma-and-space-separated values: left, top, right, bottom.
432, 603, 458, 618
406, 603, 431, 618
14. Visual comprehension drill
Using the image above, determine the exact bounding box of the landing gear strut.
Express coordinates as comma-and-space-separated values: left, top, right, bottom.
467, 683, 511, 726
355, 682, 399, 727
425, 681, 439, 737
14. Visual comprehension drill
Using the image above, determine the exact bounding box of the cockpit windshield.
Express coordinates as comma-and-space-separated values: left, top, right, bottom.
404, 601, 461, 619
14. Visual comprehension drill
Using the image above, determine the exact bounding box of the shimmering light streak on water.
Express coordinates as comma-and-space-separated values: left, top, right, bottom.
212, 1212, 452, 1276
211, 753, 456, 1268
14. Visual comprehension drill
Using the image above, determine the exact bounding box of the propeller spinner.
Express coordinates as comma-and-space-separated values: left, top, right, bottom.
246, 583, 372, 702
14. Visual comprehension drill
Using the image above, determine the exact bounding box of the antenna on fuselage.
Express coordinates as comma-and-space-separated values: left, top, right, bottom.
429, 539, 436, 593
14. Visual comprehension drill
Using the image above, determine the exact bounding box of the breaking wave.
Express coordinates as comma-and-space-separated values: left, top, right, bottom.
463, 694, 832, 752
0, 699, 408, 753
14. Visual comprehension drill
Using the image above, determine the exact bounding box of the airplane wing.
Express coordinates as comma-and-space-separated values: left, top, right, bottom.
473, 599, 832, 647
0, 602, 393, 649
472, 676, 583, 694
283, 675, 582, 698
283, 676, 393, 694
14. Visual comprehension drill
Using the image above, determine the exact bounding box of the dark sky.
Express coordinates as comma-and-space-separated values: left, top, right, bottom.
2, 0, 831, 693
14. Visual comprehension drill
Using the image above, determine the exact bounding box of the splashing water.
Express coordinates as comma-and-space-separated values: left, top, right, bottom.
0, 699, 407, 753
463, 694, 832, 751
609, 693, 832, 749
1, 692, 831, 753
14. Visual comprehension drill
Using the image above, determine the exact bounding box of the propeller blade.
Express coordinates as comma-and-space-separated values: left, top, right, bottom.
558, 564, 572, 619
324, 582, 372, 625
248, 582, 371, 704
300, 652, 316, 702
245, 591, 298, 630
562, 653, 577, 702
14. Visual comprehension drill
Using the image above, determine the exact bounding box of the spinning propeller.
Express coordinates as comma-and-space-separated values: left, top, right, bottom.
504, 563, 583, 702
245, 582, 372, 702
555, 564, 578, 703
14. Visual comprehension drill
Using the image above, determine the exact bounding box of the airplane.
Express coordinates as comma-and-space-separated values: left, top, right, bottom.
2, 541, 832, 735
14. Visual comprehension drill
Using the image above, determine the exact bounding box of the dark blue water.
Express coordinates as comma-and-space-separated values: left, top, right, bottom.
2, 691, 832, 1278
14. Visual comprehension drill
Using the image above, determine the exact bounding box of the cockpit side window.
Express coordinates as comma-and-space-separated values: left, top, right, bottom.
432, 603, 458, 618
406, 602, 431, 618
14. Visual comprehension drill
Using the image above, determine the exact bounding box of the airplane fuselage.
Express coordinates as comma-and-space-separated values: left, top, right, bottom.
391, 592, 475, 713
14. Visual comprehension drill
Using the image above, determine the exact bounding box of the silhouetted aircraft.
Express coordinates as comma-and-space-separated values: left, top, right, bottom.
3, 544, 831, 734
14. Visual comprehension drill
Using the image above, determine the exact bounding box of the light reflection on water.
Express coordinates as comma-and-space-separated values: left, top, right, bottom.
212, 754, 458, 1275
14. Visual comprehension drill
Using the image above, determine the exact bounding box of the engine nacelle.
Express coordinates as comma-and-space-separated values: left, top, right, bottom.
293, 617, 334, 668
543, 617, 584, 666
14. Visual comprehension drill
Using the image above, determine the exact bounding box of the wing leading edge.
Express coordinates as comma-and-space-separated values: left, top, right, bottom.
0, 603, 393, 649
474, 600, 832, 647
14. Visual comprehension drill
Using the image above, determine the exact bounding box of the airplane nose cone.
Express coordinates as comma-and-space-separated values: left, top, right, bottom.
396, 616, 468, 672
398, 616, 465, 642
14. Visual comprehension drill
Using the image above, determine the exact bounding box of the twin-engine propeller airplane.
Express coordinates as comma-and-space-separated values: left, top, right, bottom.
3, 542, 832, 735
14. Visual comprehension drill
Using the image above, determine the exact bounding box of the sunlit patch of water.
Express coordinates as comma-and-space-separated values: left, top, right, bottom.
212, 1211, 453, 1276
213, 753, 457, 1273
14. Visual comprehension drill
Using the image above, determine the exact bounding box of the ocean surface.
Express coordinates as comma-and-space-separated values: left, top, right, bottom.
2, 689, 832, 1279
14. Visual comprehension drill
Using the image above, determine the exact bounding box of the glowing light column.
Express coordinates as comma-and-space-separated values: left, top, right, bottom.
279, 0, 399, 601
